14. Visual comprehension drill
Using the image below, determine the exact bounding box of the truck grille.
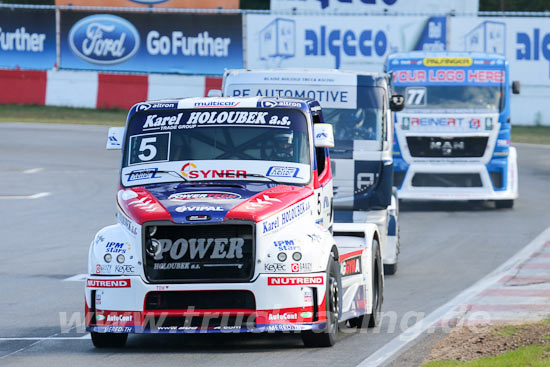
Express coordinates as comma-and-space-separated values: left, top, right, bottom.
145, 290, 256, 310
407, 136, 488, 158
411, 173, 482, 187
143, 223, 254, 283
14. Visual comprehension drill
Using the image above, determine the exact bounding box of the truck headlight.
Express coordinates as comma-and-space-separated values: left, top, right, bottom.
104, 253, 112, 263
292, 252, 302, 261
277, 252, 287, 262
117, 254, 125, 264
146, 239, 160, 257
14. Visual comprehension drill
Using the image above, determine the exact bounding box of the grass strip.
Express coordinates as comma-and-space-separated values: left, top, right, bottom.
423, 344, 550, 366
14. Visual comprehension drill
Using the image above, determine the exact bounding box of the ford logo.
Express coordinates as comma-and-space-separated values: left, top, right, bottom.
69, 14, 140, 65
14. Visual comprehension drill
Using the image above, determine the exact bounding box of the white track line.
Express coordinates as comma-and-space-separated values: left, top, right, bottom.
357, 226, 550, 367
0, 335, 90, 341
0, 192, 51, 200
22, 168, 43, 174
63, 274, 88, 282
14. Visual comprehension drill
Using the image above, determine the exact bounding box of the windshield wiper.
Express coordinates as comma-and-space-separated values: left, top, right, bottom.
124, 169, 187, 182
243, 173, 279, 184
207, 171, 280, 184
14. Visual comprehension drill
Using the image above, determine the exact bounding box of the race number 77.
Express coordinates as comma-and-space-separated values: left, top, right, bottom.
405, 87, 426, 106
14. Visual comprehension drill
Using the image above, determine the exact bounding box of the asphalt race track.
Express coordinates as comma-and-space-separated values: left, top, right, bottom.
1, 122, 549, 367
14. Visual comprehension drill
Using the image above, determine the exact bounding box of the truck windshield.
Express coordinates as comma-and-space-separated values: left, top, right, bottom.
323, 86, 385, 142
121, 108, 311, 186
393, 85, 503, 111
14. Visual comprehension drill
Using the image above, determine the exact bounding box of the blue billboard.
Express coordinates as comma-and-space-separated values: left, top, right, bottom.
0, 9, 56, 70
60, 11, 243, 74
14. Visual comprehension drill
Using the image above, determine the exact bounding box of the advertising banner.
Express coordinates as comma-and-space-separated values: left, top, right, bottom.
0, 9, 56, 70
55, 0, 239, 9
245, 14, 446, 71
60, 11, 243, 74
270, 0, 478, 14
448, 17, 550, 86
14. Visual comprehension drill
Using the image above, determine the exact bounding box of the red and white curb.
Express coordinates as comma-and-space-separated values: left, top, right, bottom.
437, 240, 550, 326
358, 226, 550, 367
0, 69, 222, 110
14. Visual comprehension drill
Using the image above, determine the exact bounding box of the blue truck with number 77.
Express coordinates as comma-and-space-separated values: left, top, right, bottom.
385, 51, 520, 208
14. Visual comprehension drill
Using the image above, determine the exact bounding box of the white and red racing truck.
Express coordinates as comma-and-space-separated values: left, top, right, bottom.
87, 97, 384, 348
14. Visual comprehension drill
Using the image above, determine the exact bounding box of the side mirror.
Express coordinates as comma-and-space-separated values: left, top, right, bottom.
390, 95, 405, 111
512, 81, 520, 94
314, 123, 335, 148
208, 89, 222, 97
106, 127, 124, 150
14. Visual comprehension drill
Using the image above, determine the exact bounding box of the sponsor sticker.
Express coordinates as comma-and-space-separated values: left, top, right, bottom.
107, 314, 133, 322
266, 166, 300, 178
273, 239, 300, 251
117, 211, 138, 236
137, 102, 178, 111
260, 100, 302, 108
127, 168, 160, 182
186, 111, 291, 127
143, 113, 184, 130
268, 312, 297, 321
96, 264, 111, 274
175, 206, 225, 212
264, 263, 287, 272
115, 265, 135, 273
291, 262, 312, 273
180, 163, 247, 180
341, 256, 361, 277
105, 242, 128, 253
194, 100, 241, 108
424, 57, 473, 67
168, 191, 241, 200
262, 200, 311, 234
86, 278, 131, 288
267, 276, 324, 286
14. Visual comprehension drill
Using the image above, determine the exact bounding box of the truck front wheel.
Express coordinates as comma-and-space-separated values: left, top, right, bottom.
348, 239, 383, 328
91, 332, 128, 348
495, 200, 514, 209
302, 255, 340, 347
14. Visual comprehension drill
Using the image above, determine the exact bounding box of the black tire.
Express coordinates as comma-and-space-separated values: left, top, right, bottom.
384, 262, 398, 276
91, 332, 128, 348
495, 200, 514, 209
368, 240, 383, 328
302, 254, 340, 347
347, 240, 383, 329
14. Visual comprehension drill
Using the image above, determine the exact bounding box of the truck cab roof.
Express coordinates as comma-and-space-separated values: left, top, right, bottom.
129, 96, 322, 119
223, 68, 390, 88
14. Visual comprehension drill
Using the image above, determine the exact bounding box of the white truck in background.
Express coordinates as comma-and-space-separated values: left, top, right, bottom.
221, 69, 404, 274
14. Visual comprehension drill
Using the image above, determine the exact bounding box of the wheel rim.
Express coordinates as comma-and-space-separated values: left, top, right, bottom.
328, 275, 339, 331
372, 267, 380, 314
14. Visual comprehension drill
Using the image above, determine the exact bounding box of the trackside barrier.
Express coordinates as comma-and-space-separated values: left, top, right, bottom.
0, 70, 222, 110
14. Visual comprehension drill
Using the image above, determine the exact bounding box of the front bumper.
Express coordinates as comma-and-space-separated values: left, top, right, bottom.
395, 147, 518, 201
85, 273, 328, 334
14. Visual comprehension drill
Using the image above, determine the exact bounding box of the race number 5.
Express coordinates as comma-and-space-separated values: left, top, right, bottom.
128, 132, 170, 165
138, 137, 157, 161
